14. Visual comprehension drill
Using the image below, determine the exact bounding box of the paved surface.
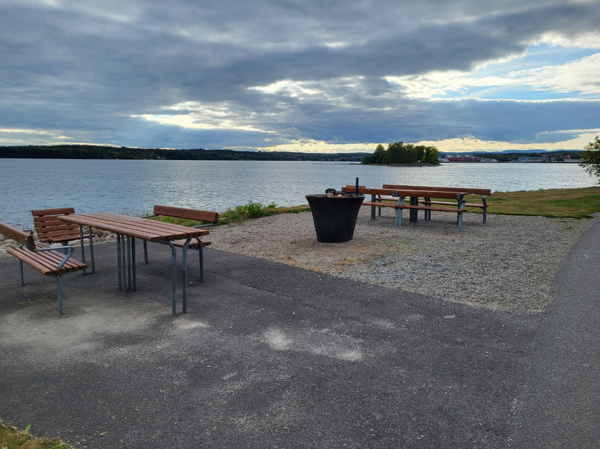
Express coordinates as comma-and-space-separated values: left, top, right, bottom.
0, 221, 598, 448
507, 217, 600, 448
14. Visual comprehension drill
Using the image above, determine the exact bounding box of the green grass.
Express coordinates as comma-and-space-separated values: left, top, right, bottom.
485, 187, 600, 218
147, 202, 312, 226
0, 420, 70, 449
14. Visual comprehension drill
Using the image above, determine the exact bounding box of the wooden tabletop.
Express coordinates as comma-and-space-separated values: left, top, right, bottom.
342, 187, 466, 199
60, 212, 209, 242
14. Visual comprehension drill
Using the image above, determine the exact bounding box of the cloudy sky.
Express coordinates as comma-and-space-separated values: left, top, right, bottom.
1, 0, 600, 153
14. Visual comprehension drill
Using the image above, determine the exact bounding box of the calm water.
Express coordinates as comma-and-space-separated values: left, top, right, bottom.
0, 158, 596, 227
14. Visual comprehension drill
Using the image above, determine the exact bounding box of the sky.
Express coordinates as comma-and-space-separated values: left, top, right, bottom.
1, 0, 600, 153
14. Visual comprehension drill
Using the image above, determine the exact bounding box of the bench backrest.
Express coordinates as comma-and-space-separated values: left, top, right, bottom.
153, 205, 219, 224
32, 208, 81, 243
0, 222, 36, 250
382, 184, 491, 196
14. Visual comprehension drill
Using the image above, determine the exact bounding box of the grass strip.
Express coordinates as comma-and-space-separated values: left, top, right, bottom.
0, 419, 71, 449
147, 202, 311, 226
486, 187, 600, 218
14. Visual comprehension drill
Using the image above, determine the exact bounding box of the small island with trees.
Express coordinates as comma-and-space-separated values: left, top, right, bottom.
361, 142, 440, 165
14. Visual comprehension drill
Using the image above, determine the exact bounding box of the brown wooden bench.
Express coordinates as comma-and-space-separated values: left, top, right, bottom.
0, 222, 87, 315
32, 207, 95, 273
382, 184, 492, 224
143, 205, 219, 281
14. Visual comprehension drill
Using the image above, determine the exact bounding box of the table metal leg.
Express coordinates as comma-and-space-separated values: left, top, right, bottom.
117, 234, 123, 291
88, 226, 95, 273
132, 238, 137, 292
121, 235, 127, 292
410, 197, 418, 222
143, 240, 148, 264
181, 238, 191, 314
371, 194, 376, 220
168, 242, 177, 315
126, 236, 132, 291
78, 225, 86, 274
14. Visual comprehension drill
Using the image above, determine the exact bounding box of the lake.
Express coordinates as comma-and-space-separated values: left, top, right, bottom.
0, 158, 596, 228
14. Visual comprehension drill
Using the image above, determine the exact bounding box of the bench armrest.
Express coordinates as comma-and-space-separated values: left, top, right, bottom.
34, 246, 75, 270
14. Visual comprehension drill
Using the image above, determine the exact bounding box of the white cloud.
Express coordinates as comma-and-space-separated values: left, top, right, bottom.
387, 52, 600, 99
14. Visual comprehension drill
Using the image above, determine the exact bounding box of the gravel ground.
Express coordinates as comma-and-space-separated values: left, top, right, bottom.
1, 208, 595, 313
208, 207, 598, 313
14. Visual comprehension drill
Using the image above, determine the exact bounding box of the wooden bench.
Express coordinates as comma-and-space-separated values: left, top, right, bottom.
0, 222, 87, 315
32, 207, 95, 273
382, 185, 492, 224
143, 205, 219, 282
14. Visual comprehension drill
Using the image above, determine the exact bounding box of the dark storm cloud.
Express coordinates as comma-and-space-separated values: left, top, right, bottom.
1, 0, 599, 148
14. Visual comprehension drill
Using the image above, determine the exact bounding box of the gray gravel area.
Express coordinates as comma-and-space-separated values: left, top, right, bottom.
208, 208, 598, 312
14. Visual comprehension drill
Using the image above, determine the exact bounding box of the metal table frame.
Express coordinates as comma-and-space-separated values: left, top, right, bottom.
60, 213, 206, 315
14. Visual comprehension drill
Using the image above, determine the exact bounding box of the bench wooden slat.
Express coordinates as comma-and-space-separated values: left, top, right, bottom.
32, 207, 76, 217
421, 200, 487, 209
153, 205, 219, 224
7, 247, 87, 276
7, 247, 55, 275
38, 248, 88, 273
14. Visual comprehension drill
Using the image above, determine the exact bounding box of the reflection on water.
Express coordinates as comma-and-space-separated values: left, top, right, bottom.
0, 159, 595, 227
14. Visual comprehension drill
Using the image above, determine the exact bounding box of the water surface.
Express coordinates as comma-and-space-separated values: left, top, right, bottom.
0, 159, 595, 227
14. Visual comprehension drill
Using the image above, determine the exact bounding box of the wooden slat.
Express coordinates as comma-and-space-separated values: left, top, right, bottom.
60, 213, 206, 242
31, 208, 75, 217
97, 212, 209, 237
382, 184, 491, 196
8, 248, 54, 275
421, 200, 487, 208
399, 205, 462, 212
84, 213, 193, 240
0, 222, 36, 249
362, 201, 398, 208
153, 205, 219, 224
342, 187, 465, 200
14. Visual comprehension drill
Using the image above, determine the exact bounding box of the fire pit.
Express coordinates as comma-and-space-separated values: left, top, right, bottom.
306, 189, 364, 243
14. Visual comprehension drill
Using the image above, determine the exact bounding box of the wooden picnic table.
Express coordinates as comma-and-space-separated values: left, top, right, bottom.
60, 212, 208, 315
342, 186, 470, 231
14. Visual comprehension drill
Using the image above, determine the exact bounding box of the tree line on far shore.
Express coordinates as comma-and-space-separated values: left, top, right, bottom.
361, 142, 440, 165
0, 145, 369, 162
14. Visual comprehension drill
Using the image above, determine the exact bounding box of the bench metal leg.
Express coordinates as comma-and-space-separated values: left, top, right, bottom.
457, 212, 463, 232
168, 242, 177, 315
483, 208, 487, 224
143, 240, 148, 264
57, 275, 63, 315
19, 260, 24, 286
395, 208, 402, 227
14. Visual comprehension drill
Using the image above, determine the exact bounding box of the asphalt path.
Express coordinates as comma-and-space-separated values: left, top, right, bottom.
0, 221, 597, 448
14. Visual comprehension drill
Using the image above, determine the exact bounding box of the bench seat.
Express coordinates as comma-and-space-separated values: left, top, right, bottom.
1, 221, 86, 314
7, 247, 87, 276
143, 205, 218, 282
